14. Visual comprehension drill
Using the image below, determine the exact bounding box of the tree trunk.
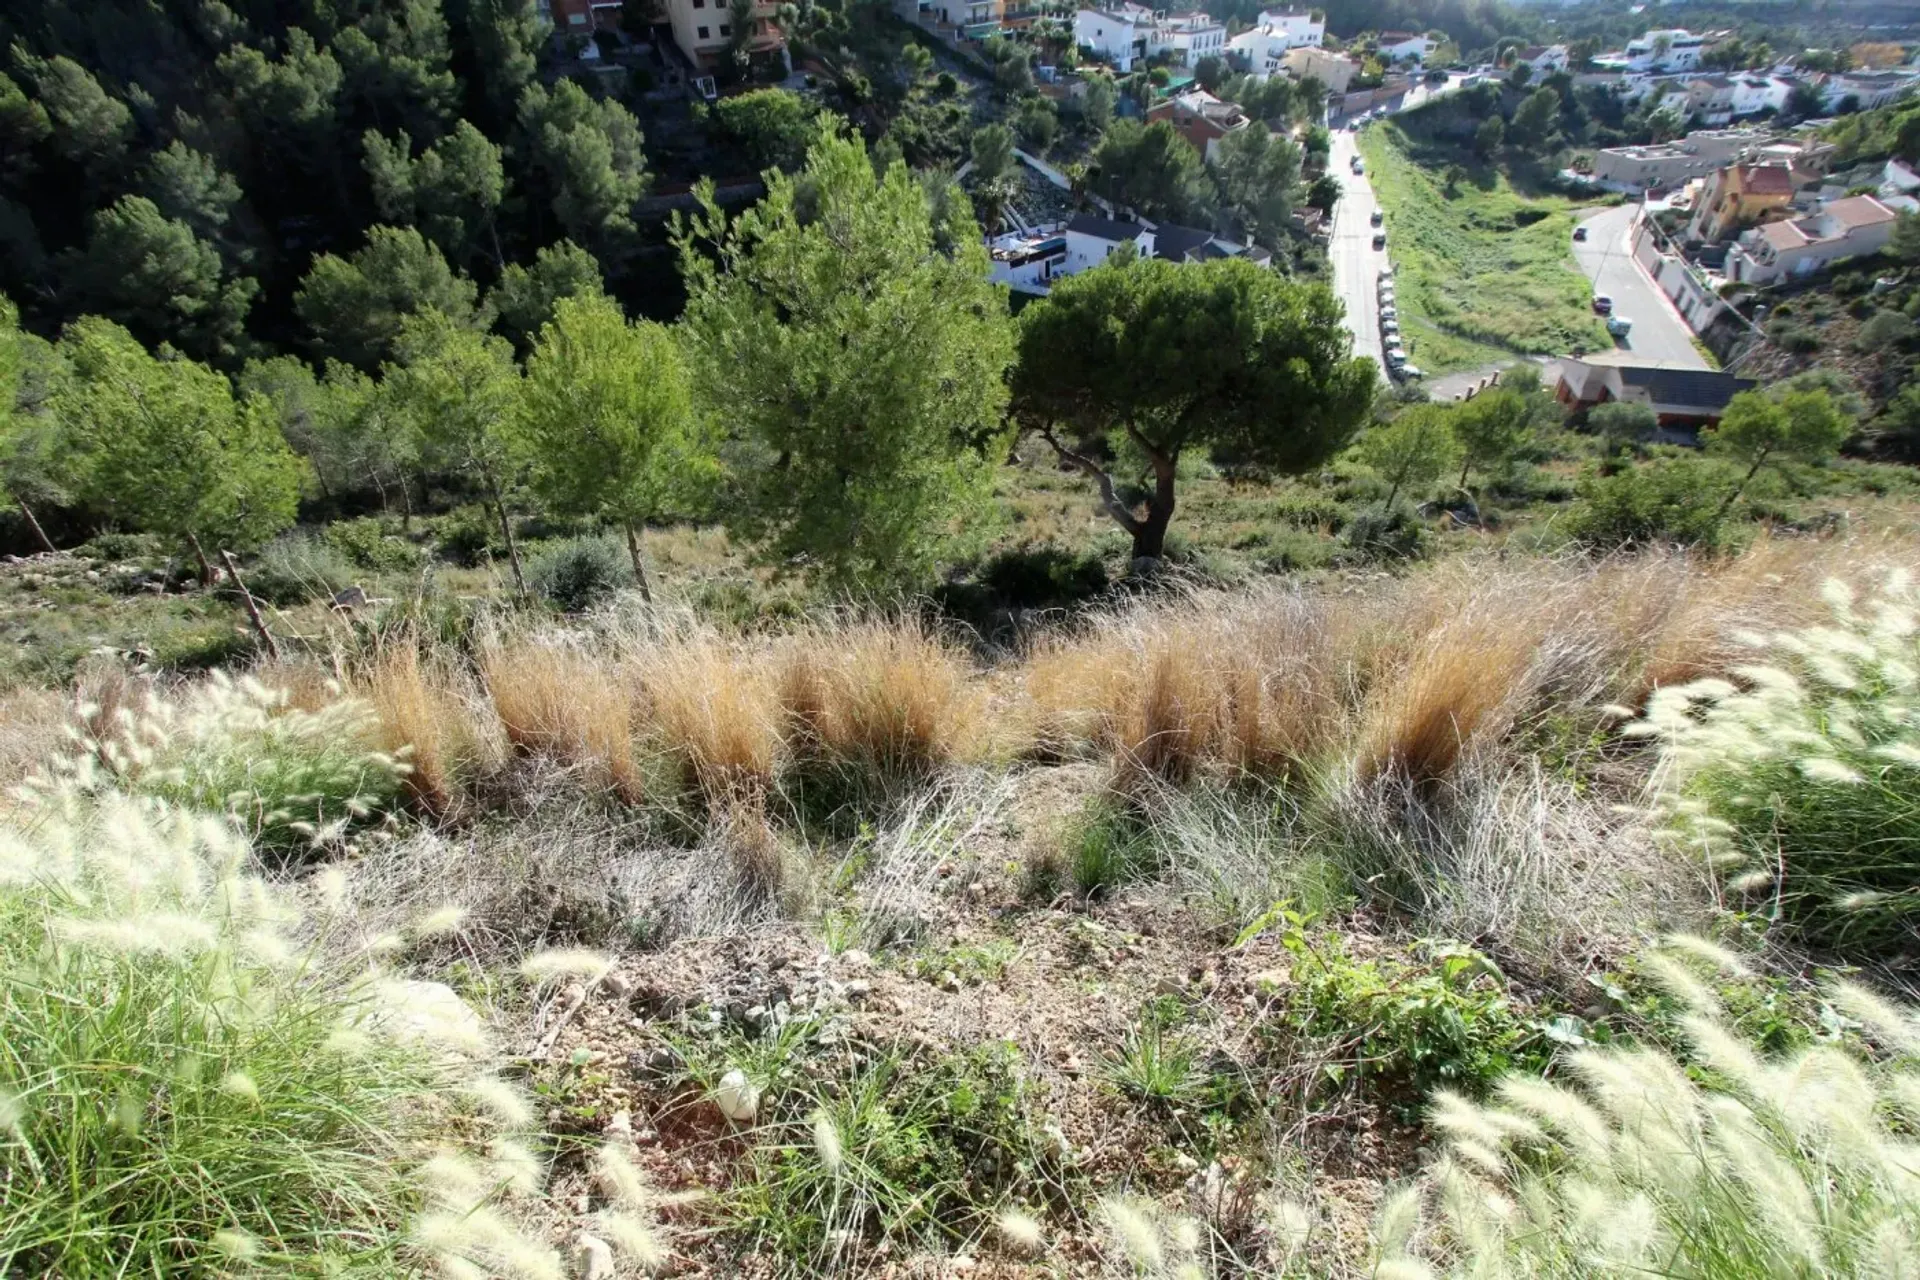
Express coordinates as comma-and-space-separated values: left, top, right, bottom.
624, 518, 653, 605
1385, 479, 1402, 509
399, 471, 415, 533
220, 548, 282, 663
186, 532, 215, 587
486, 472, 527, 596
13, 492, 54, 555
1458, 458, 1472, 491
1719, 453, 1769, 514
1130, 445, 1179, 562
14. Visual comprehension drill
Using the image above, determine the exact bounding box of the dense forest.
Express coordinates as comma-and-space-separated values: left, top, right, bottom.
0, 0, 673, 367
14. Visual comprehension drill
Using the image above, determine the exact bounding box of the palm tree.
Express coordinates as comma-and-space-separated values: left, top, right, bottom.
973, 174, 1020, 235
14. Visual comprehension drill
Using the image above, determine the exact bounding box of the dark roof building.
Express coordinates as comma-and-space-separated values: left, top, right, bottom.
1064, 213, 1149, 242
1547, 358, 1757, 428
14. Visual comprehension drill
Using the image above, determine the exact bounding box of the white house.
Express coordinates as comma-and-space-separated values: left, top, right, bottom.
1227, 9, 1323, 79
1149, 11, 1227, 67
1377, 32, 1436, 64
1725, 193, 1899, 284
1730, 74, 1791, 117
1514, 44, 1570, 76
1818, 69, 1920, 112
1257, 7, 1322, 47
1075, 5, 1152, 71
987, 226, 1072, 294
1063, 213, 1155, 275
1595, 29, 1709, 74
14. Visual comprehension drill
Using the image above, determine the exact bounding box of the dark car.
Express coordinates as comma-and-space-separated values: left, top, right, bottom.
1372, 231, 1387, 249
1370, 209, 1384, 226
1573, 225, 1588, 242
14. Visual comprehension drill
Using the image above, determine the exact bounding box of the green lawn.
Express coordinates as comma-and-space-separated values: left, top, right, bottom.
1357, 125, 1613, 375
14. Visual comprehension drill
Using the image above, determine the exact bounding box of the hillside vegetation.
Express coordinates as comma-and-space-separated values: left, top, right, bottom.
1358, 123, 1611, 373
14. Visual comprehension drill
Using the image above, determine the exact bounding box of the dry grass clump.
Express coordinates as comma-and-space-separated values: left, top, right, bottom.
632, 636, 783, 805
1022, 587, 1358, 789
782, 619, 990, 779
481, 635, 640, 804
362, 643, 493, 818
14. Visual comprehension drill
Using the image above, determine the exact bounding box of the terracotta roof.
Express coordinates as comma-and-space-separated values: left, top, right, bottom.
1737, 164, 1794, 195
1823, 193, 1896, 229
1759, 220, 1810, 251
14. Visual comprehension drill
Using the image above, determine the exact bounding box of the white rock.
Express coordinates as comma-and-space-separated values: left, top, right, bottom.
840, 948, 873, 969
602, 971, 633, 998
603, 1110, 633, 1140
574, 1232, 615, 1280
715, 1068, 761, 1122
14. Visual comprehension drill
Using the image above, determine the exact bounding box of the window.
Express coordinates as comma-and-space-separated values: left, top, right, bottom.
698, 23, 709, 35
719, 22, 730, 34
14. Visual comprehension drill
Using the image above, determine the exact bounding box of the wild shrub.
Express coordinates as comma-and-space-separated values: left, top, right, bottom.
1632, 572, 1920, 958
247, 531, 359, 605
702, 1034, 1055, 1269
324, 515, 422, 573
33, 672, 409, 860
1376, 945, 1920, 1277
1562, 457, 1736, 552
530, 535, 627, 613
0, 789, 546, 1275
1281, 931, 1548, 1104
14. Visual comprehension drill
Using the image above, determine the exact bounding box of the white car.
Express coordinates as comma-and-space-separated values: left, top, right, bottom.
1380, 305, 1397, 320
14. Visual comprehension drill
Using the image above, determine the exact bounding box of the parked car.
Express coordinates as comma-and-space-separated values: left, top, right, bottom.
1372, 231, 1387, 249
1385, 347, 1407, 367
1378, 266, 1394, 281
1593, 294, 1613, 314
1370, 209, 1384, 226
1351, 156, 1365, 174
1380, 305, 1397, 320
1606, 315, 1633, 337
1394, 363, 1425, 381
1572, 225, 1588, 242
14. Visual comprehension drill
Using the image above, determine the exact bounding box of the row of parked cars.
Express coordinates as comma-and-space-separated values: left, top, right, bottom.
1377, 266, 1423, 381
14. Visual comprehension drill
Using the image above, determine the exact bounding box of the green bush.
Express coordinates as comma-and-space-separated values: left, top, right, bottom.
434, 504, 499, 567
324, 516, 423, 573
1561, 457, 1735, 551
1342, 502, 1431, 562
530, 535, 628, 613
1283, 932, 1547, 1102
1632, 573, 1920, 957
1377, 942, 1920, 1279
75, 531, 166, 564
0, 788, 541, 1275
248, 532, 358, 605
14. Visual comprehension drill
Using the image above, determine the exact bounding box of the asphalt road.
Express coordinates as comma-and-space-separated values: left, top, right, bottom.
1570, 204, 1710, 370
1328, 130, 1387, 379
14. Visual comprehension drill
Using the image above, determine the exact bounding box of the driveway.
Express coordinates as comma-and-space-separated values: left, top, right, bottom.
1328, 131, 1386, 380
1571, 204, 1710, 370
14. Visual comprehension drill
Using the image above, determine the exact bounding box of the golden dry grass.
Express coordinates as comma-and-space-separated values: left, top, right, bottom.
800, 620, 989, 778
631, 637, 783, 805
361, 644, 490, 818
480, 636, 640, 804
